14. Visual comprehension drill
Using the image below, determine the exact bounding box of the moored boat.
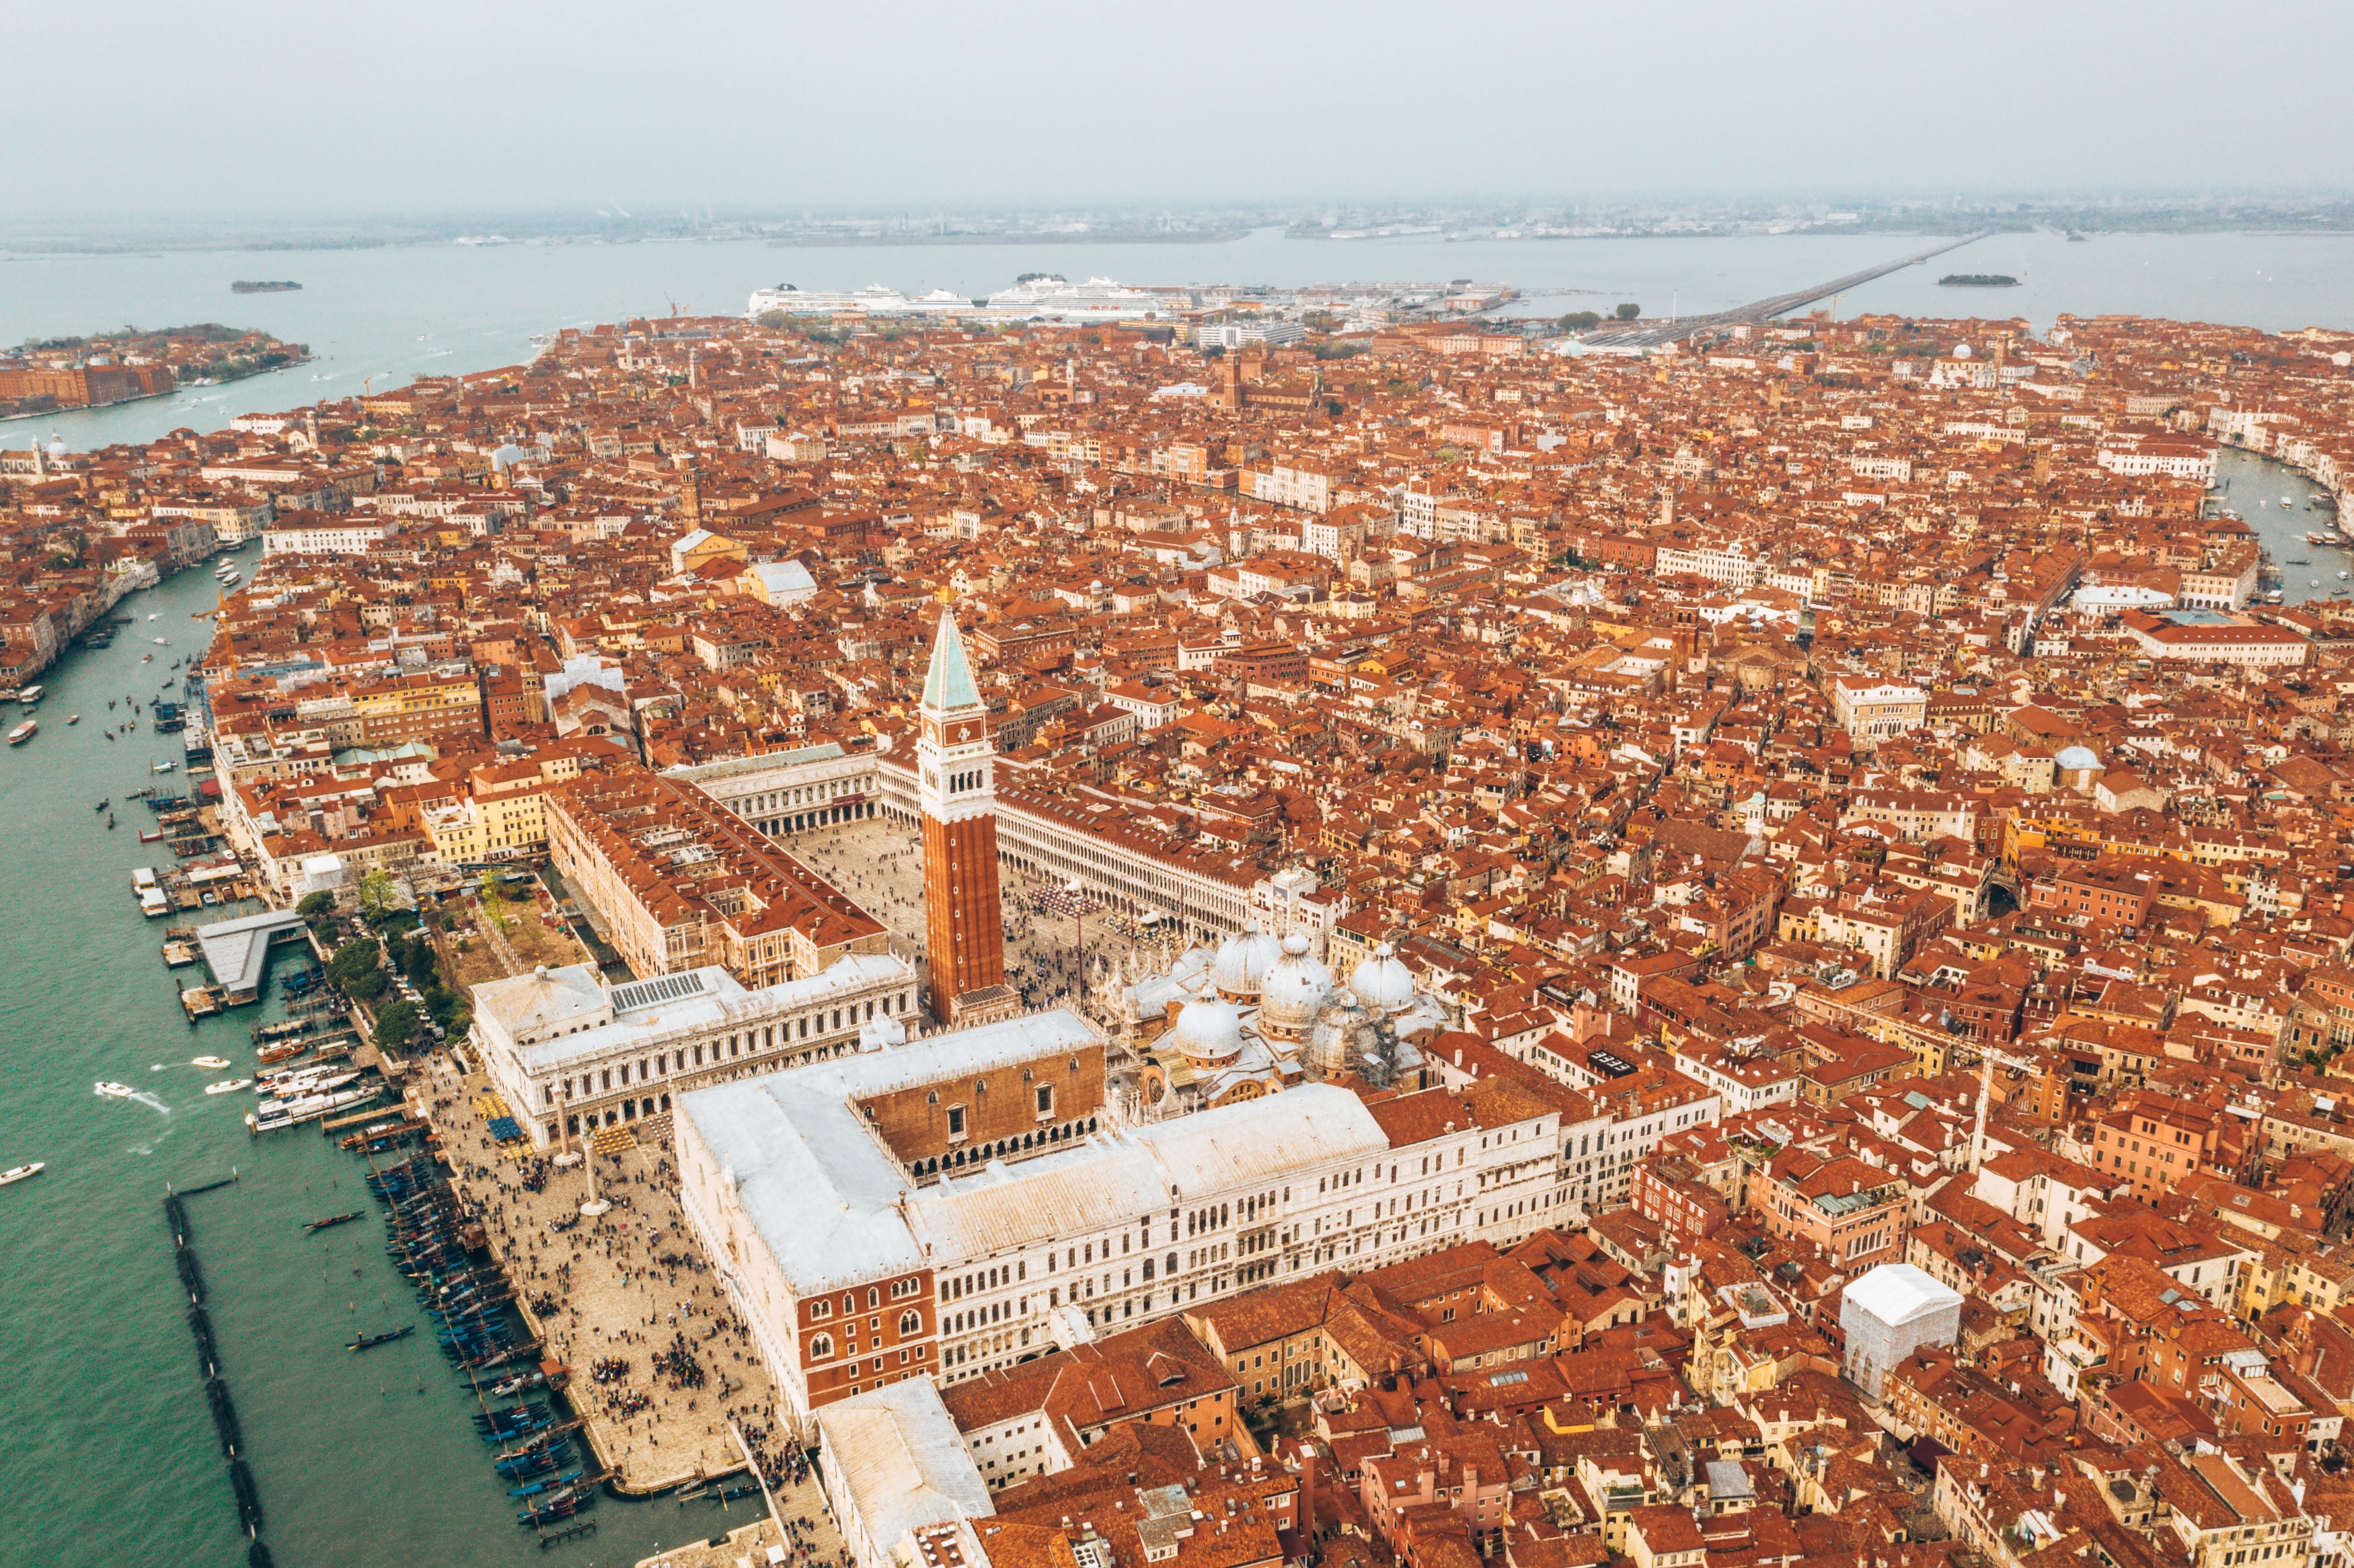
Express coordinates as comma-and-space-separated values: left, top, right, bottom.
203, 1079, 252, 1095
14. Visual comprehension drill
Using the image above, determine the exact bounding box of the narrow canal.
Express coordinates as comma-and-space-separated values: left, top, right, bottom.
0, 545, 763, 1566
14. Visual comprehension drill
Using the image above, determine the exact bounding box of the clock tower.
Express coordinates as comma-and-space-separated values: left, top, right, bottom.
917, 608, 1012, 1025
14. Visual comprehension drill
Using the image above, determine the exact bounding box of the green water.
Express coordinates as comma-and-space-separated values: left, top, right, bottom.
0, 546, 753, 1565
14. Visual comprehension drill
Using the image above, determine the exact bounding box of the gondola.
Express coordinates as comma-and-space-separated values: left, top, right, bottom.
508, 1470, 582, 1499
516, 1489, 590, 1527
473, 1401, 551, 1432
305, 1212, 363, 1232
346, 1326, 414, 1351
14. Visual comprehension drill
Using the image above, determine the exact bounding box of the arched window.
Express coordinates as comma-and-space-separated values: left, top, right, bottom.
841, 1294, 856, 1316
868, 1287, 880, 1308
810, 1334, 833, 1360
899, 1310, 921, 1336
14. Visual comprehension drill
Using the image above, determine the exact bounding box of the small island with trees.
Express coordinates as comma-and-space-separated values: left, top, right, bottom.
1938, 273, 2020, 287
231, 280, 303, 294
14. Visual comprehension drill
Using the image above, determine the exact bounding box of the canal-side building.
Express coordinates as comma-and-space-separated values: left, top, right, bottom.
673, 1005, 1575, 1436
467, 953, 919, 1146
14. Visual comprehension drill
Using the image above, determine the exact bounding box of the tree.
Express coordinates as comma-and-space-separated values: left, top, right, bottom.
372, 999, 420, 1051
326, 939, 380, 990
1558, 311, 1601, 333
357, 867, 396, 918
1613, 303, 1641, 321
295, 891, 336, 920
397, 933, 436, 986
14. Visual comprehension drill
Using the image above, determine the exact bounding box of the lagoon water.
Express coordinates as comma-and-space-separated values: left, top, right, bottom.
0, 553, 753, 1566
0, 223, 2348, 1567
5, 227, 2351, 453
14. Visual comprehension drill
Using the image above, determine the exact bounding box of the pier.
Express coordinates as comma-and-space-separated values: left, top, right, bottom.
190, 907, 309, 1004
164, 1175, 273, 1557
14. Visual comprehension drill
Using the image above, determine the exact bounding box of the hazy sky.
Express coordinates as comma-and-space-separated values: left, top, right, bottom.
9, 0, 2350, 221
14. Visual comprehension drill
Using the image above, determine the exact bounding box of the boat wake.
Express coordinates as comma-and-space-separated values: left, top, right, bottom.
128, 1091, 172, 1116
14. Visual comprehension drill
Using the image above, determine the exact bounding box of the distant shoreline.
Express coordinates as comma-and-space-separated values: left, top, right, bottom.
771, 230, 1249, 248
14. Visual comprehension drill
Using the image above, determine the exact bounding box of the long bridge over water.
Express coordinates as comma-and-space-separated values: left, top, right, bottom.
1578, 231, 1991, 350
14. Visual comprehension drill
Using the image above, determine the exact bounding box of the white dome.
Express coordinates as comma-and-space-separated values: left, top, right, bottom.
2055, 744, 2100, 772
1211, 923, 1281, 998
1259, 933, 1333, 1038
1349, 943, 1415, 1015
1169, 996, 1245, 1062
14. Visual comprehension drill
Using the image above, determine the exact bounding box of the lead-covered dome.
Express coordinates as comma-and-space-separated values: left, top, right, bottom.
1211, 922, 1281, 1000
1169, 996, 1245, 1063
1258, 932, 1333, 1042
1349, 943, 1414, 1015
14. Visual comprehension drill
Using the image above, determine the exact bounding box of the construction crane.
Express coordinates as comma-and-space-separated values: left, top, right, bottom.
1956, 1037, 2043, 1173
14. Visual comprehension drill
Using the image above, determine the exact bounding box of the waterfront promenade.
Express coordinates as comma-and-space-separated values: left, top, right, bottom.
410, 1055, 786, 1496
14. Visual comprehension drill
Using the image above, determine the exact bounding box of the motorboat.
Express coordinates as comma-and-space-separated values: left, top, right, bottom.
152, 637, 169, 646
260, 1070, 360, 1097
204, 1079, 252, 1095
94, 1081, 136, 1098
248, 1087, 375, 1132
2284, 497, 2296, 508
0, 1163, 44, 1187
152, 760, 176, 773
67, 713, 79, 726
7, 720, 33, 746
192, 1056, 230, 1069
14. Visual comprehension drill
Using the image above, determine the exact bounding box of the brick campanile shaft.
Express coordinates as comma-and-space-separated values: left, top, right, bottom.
916, 606, 1006, 1023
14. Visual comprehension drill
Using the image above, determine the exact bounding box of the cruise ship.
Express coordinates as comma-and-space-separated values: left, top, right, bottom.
747, 283, 976, 318
983, 276, 1163, 320
748, 277, 1166, 322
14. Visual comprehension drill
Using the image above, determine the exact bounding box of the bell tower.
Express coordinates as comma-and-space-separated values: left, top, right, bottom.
917, 608, 1011, 1025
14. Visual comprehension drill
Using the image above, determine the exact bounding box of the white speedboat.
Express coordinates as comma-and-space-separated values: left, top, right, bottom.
94, 1081, 135, 1098
0, 1163, 44, 1186
152, 637, 169, 646
258, 1070, 360, 1100
192, 1056, 231, 1069
249, 1087, 374, 1132
204, 1079, 253, 1095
